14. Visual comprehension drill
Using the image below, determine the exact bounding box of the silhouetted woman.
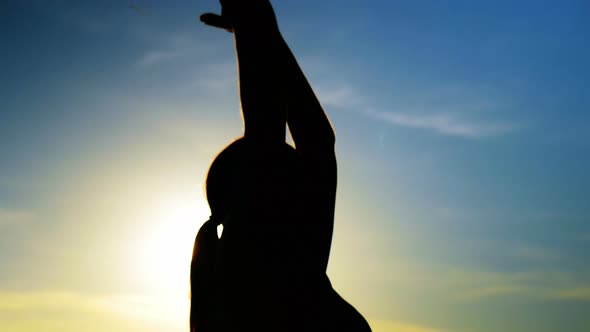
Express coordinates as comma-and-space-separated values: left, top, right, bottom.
190, 1, 371, 331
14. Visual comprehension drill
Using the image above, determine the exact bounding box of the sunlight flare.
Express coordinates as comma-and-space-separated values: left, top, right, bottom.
131, 192, 210, 295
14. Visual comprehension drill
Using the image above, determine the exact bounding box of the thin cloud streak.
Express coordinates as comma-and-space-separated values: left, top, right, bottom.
0, 290, 188, 329
457, 285, 590, 302
317, 85, 363, 109
368, 319, 446, 332
135, 32, 227, 68
137, 50, 182, 67
447, 268, 590, 302
0, 208, 35, 226
364, 109, 516, 138
553, 287, 590, 301
316, 83, 518, 138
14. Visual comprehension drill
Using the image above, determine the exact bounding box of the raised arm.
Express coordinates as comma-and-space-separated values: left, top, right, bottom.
201, 0, 335, 153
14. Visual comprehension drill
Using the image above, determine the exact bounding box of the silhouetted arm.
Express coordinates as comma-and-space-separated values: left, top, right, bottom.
202, 1, 286, 145
233, 19, 287, 145
238, 15, 335, 155
202, 0, 335, 152
279, 40, 336, 156
189, 219, 218, 332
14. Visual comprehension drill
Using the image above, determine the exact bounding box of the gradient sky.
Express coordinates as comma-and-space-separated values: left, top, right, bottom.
1, 1, 589, 331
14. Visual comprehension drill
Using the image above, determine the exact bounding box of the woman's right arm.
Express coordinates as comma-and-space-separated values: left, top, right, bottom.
201, 0, 335, 154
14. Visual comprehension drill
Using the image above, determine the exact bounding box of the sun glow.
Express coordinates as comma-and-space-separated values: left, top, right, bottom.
119, 190, 211, 328
134, 193, 210, 293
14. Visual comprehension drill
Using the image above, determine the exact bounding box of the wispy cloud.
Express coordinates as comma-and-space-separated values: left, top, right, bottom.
513, 244, 562, 264
316, 83, 517, 138
445, 268, 590, 303
317, 85, 363, 109
135, 33, 225, 68
368, 319, 445, 332
0, 290, 188, 329
458, 284, 532, 300
364, 109, 515, 138
0, 208, 34, 226
0, 291, 97, 312
552, 287, 590, 301
137, 50, 182, 67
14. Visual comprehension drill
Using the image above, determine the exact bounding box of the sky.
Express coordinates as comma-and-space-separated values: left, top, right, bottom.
1, 0, 589, 331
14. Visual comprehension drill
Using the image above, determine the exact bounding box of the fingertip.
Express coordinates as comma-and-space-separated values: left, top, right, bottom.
199, 13, 233, 31
199, 13, 217, 23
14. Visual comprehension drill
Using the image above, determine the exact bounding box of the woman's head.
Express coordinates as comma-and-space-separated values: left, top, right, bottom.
206, 138, 298, 219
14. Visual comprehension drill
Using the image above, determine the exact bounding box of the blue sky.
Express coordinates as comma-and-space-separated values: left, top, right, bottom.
1, 1, 589, 331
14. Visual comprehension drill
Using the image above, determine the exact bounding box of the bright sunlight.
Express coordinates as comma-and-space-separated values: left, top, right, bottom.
134, 193, 210, 293
120, 190, 210, 327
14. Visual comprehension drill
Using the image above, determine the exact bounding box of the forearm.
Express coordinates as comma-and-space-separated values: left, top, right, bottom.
232, 3, 335, 152
281, 41, 335, 154
234, 26, 286, 145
